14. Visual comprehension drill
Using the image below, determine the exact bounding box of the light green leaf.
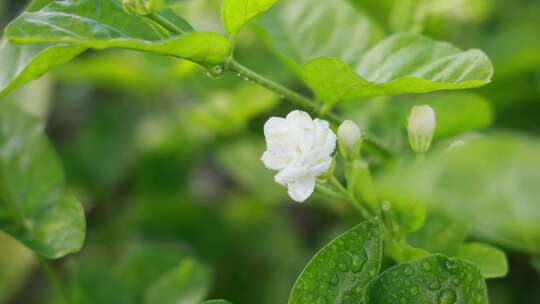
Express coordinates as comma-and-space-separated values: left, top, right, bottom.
377, 134, 540, 254
409, 211, 470, 255
0, 100, 85, 258
6, 0, 230, 66
253, 0, 384, 75
303, 34, 493, 105
365, 254, 488, 304
456, 242, 508, 279
144, 257, 211, 304
221, 0, 280, 36
288, 219, 382, 304
0, 40, 85, 97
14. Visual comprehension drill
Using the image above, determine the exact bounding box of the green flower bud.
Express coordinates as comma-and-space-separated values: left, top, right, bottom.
407, 105, 436, 153
122, 0, 156, 16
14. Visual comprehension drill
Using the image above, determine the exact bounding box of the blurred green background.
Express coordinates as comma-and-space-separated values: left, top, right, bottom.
1, 0, 539, 303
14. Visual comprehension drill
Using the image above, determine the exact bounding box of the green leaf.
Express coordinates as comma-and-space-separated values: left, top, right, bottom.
144, 257, 211, 304
377, 134, 540, 254
303, 34, 493, 106
364, 254, 488, 304
0, 40, 85, 96
409, 211, 470, 255
203, 301, 233, 304
221, 0, 280, 36
253, 0, 384, 75
456, 242, 508, 279
117, 242, 189, 302
288, 219, 382, 304
0, 100, 85, 258
6, 0, 230, 66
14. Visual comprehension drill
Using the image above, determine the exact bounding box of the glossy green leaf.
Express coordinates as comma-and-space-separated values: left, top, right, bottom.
144, 257, 211, 304
456, 242, 508, 279
221, 0, 280, 35
253, 0, 384, 75
365, 254, 488, 304
6, 0, 230, 66
303, 34, 493, 105
288, 219, 382, 304
0, 101, 85, 258
378, 134, 540, 254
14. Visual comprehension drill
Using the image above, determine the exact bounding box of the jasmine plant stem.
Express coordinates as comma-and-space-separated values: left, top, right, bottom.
147, 13, 184, 35
224, 58, 341, 123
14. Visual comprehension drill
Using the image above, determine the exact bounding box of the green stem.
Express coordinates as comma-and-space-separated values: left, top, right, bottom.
37, 256, 67, 304
224, 59, 341, 123
147, 13, 184, 35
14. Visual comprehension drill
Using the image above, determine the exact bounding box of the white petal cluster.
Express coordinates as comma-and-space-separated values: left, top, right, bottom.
261, 110, 336, 202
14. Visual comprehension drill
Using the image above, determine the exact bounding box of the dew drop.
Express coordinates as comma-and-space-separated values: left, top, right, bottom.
330, 274, 339, 286
437, 289, 457, 304
206, 64, 224, 78
338, 262, 349, 272
429, 280, 441, 291
403, 266, 415, 276
445, 258, 457, 271
409, 285, 419, 296
422, 262, 433, 272
400, 297, 408, 304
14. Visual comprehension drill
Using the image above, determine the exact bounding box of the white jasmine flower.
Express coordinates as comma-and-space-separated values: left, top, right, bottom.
407, 105, 436, 153
261, 110, 336, 202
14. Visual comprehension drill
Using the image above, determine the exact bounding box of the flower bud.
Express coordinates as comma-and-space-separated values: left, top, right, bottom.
407, 105, 436, 153
338, 120, 362, 160
122, 0, 156, 16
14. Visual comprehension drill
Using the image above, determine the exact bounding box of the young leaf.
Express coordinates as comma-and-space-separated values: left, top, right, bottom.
253, 0, 384, 75
0, 40, 85, 96
365, 254, 488, 304
6, 0, 230, 66
144, 257, 211, 304
221, 0, 280, 36
288, 219, 382, 304
0, 100, 85, 258
457, 242, 508, 279
303, 34, 493, 106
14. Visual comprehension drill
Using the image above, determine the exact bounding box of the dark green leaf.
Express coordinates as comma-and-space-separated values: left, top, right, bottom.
253, 0, 383, 75
144, 257, 211, 304
378, 134, 540, 254
0, 101, 85, 258
365, 254, 488, 304
221, 0, 280, 35
6, 0, 229, 66
289, 219, 382, 304
203, 301, 233, 304
532, 258, 540, 275
456, 242, 508, 279
303, 34, 493, 106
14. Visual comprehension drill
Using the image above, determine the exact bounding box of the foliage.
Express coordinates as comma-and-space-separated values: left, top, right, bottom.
0, 0, 539, 303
